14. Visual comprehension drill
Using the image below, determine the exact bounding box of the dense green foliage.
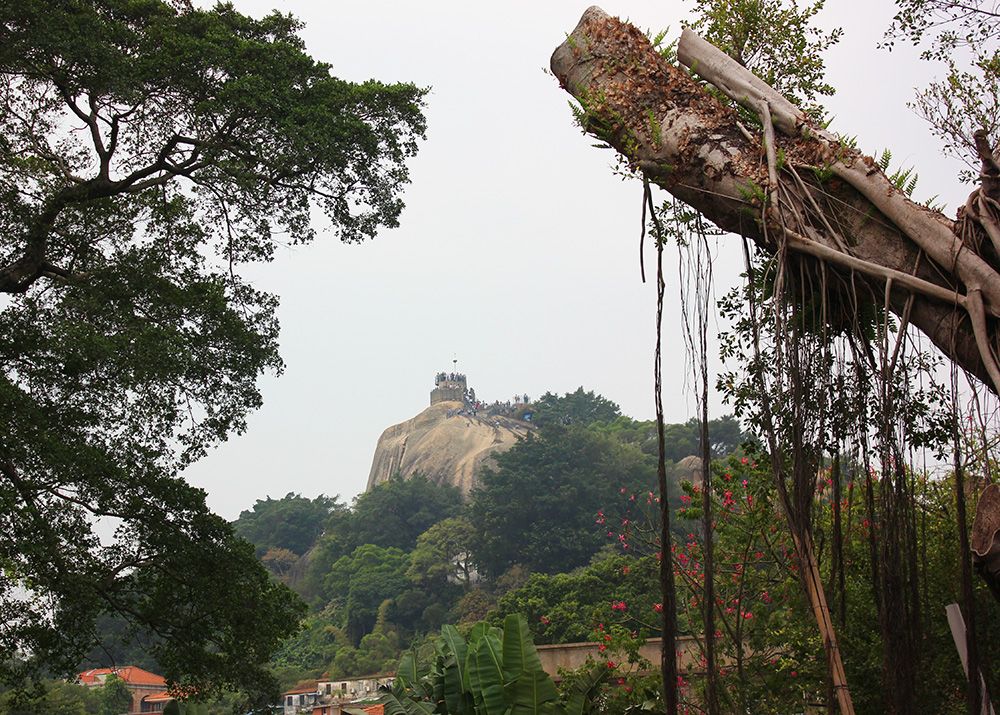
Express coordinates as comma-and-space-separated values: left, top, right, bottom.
325, 544, 410, 643
77, 614, 160, 672
383, 615, 609, 715
0, 681, 100, 715
530, 387, 621, 427
689, 0, 841, 115
407, 517, 477, 592
305, 474, 464, 599
97, 676, 131, 715
234, 391, 727, 696
493, 554, 661, 645
234, 493, 341, 557
469, 424, 656, 577
339, 474, 464, 553
0, 0, 425, 701
593, 415, 745, 461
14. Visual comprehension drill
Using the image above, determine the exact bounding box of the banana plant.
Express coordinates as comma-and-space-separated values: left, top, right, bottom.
380, 614, 609, 715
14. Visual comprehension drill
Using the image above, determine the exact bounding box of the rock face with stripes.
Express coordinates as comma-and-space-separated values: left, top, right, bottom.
366, 400, 533, 497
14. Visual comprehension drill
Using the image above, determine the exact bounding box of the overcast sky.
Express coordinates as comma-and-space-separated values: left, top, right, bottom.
181, 0, 974, 520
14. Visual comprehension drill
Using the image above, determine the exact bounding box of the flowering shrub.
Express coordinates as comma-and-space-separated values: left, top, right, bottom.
591, 450, 828, 712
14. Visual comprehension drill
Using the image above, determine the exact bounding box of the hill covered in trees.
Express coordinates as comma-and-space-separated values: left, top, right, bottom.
228, 388, 742, 688
13, 385, 999, 715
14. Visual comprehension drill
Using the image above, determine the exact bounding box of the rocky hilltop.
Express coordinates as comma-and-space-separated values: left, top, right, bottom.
366, 373, 534, 495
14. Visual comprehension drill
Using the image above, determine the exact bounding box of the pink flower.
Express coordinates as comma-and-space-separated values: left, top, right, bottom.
540, 615, 551, 625
611, 600, 628, 612
790, 671, 797, 677
606, 661, 617, 669
653, 602, 663, 613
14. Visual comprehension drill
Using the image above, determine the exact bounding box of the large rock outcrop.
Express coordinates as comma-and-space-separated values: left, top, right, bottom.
366, 400, 533, 496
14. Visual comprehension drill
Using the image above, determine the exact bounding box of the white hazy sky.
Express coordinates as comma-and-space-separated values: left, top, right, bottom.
181, 0, 974, 520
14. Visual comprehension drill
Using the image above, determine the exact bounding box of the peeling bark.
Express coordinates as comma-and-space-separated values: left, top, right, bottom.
551, 6, 1000, 394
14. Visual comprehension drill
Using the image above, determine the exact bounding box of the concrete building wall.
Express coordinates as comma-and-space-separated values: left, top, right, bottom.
536, 637, 701, 679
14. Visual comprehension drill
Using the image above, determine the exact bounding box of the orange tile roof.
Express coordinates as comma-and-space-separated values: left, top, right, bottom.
77, 666, 167, 687
363, 705, 384, 715
143, 691, 175, 703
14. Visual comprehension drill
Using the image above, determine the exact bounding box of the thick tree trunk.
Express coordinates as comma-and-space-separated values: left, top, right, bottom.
973, 484, 1000, 603
550, 7, 1000, 396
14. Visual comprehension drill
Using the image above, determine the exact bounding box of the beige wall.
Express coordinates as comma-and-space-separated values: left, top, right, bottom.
536, 637, 701, 680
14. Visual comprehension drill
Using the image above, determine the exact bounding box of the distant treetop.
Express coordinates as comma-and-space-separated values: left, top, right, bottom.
530, 387, 621, 427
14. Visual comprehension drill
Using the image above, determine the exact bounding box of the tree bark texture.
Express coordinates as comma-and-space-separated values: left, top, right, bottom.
973, 484, 1000, 603
550, 7, 1000, 396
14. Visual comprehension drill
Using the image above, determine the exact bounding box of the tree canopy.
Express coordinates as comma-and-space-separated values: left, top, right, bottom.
469, 424, 656, 577
234, 493, 342, 557
530, 387, 621, 427
0, 0, 426, 701
322, 474, 464, 555
323, 544, 409, 644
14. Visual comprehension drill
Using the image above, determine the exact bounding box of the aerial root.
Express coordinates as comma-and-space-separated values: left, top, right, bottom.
975, 193, 1000, 259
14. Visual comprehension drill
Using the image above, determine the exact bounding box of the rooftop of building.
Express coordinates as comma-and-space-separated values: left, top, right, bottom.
77, 666, 167, 687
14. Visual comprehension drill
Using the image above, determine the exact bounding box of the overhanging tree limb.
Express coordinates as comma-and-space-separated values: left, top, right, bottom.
551, 8, 1000, 713
551, 6, 1000, 395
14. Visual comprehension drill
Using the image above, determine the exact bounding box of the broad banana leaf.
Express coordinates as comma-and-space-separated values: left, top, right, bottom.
378, 691, 436, 715
471, 632, 507, 715
506, 669, 560, 715
563, 664, 611, 715
500, 614, 545, 684
440, 625, 474, 714
397, 650, 421, 690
